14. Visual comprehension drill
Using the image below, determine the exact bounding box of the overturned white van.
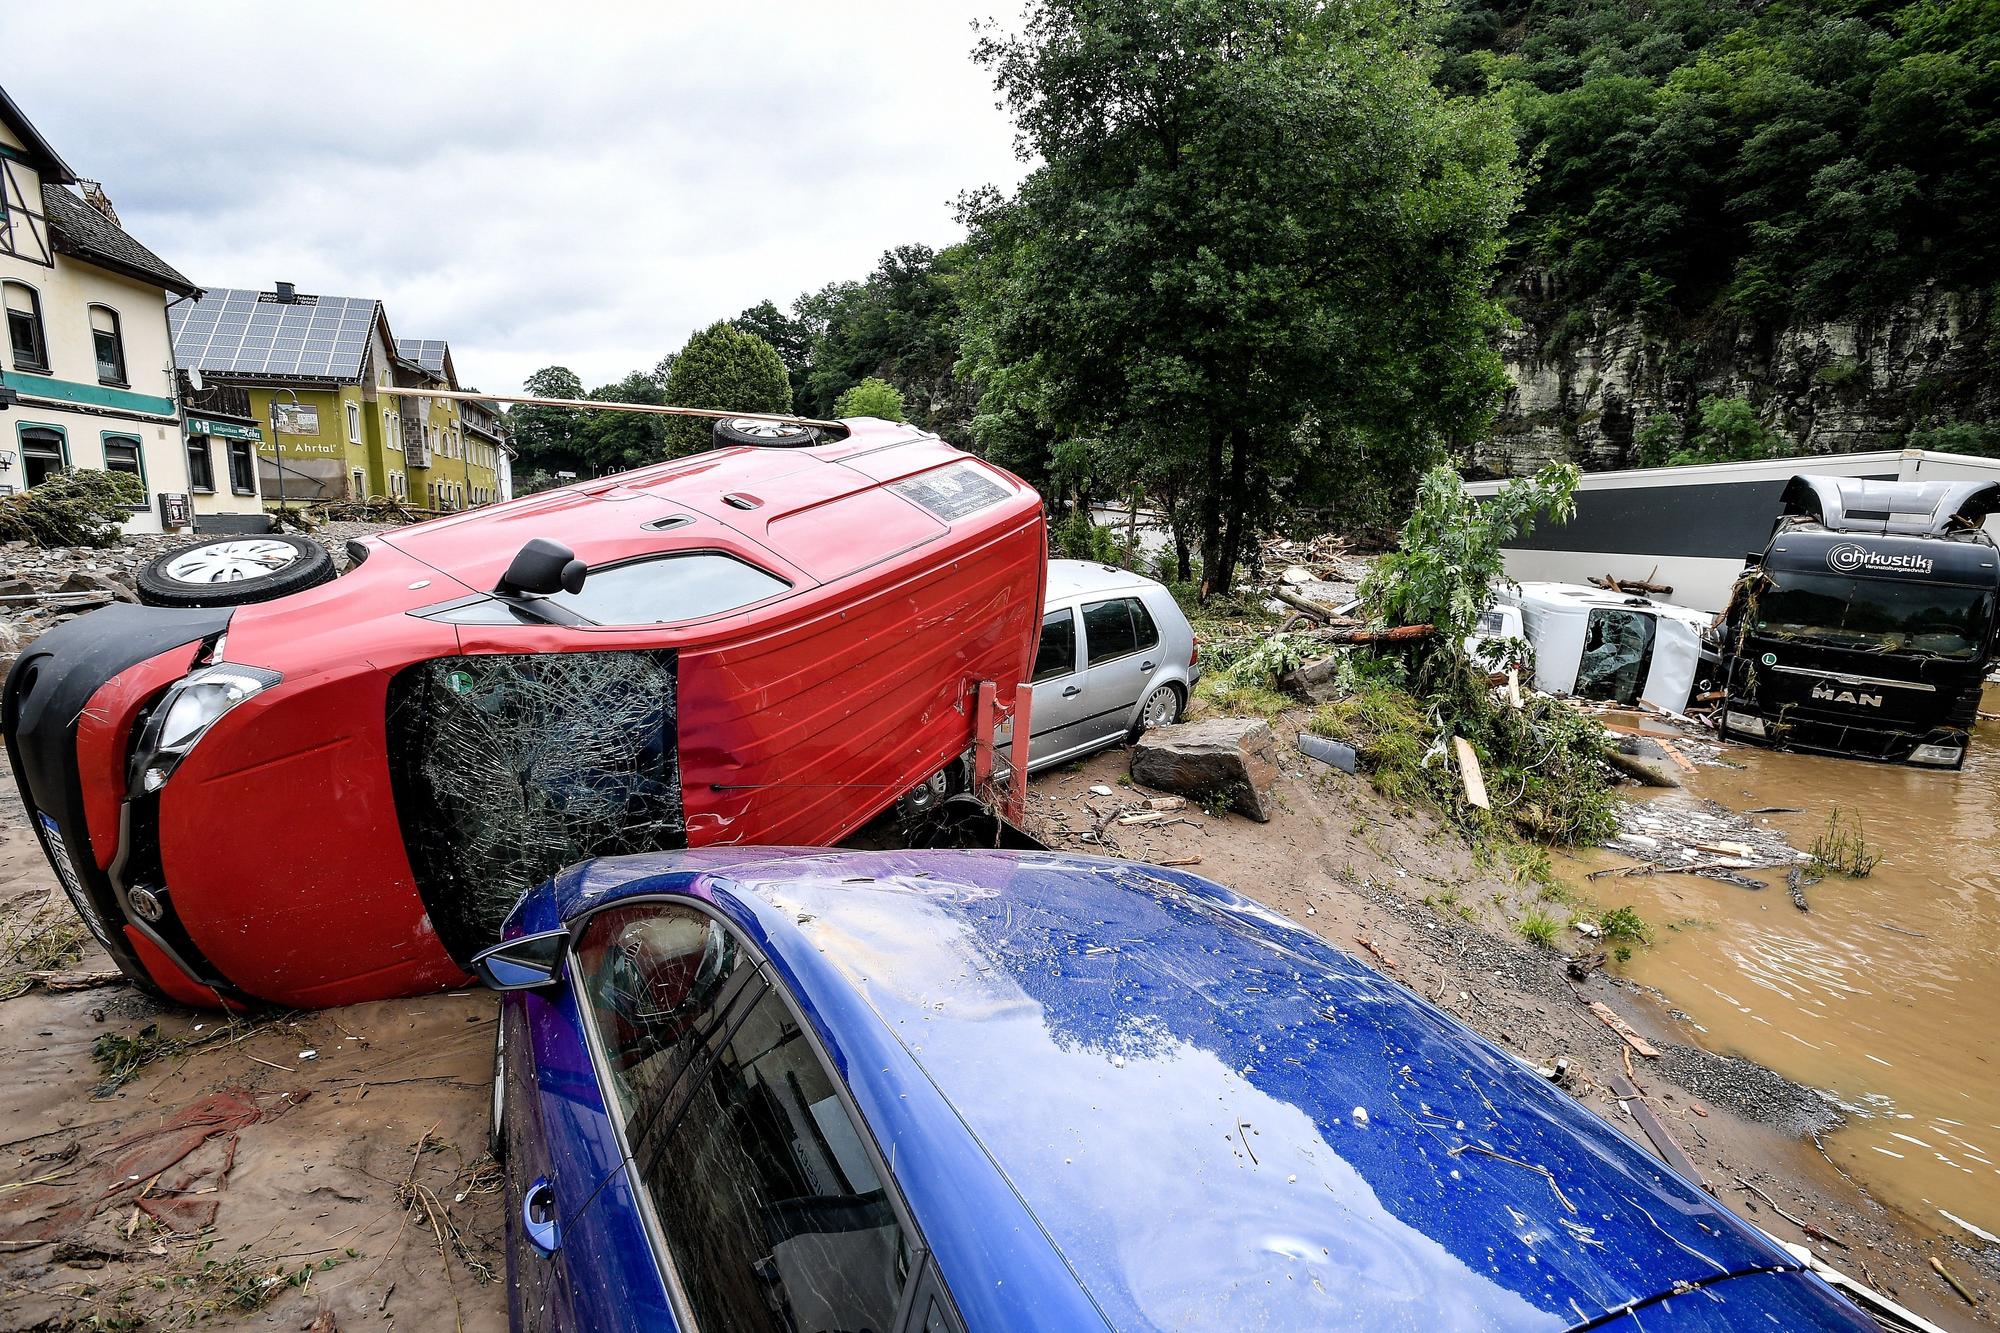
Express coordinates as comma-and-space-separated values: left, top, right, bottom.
1490, 582, 1714, 713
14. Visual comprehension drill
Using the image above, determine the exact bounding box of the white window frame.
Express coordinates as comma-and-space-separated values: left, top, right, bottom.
346, 402, 361, 443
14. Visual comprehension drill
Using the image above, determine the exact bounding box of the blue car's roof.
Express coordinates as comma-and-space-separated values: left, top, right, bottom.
540, 849, 1865, 1332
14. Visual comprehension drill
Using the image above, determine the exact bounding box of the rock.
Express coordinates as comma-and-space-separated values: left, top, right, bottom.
1130, 717, 1279, 822
1278, 654, 1346, 704
0, 577, 32, 598
56, 571, 134, 603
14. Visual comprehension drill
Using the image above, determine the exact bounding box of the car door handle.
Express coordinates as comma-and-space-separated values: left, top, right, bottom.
1062, 685, 1082, 697
1141, 661, 1156, 671
523, 1176, 561, 1257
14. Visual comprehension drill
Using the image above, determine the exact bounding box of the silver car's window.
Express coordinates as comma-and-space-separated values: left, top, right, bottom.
550, 551, 789, 626
1082, 596, 1157, 664
1033, 609, 1078, 681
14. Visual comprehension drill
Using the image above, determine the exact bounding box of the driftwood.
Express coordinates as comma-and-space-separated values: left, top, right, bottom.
1267, 587, 1358, 624
1324, 623, 1434, 645
1588, 568, 1673, 596
1588, 1000, 1661, 1057
1612, 1073, 1709, 1192
1605, 747, 1679, 788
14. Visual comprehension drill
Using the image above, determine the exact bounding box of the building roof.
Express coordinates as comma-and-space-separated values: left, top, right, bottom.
171, 286, 383, 382
395, 338, 453, 379
0, 84, 75, 183
38, 185, 197, 298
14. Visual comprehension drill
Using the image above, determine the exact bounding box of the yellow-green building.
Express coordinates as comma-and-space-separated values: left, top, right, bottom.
169, 285, 499, 511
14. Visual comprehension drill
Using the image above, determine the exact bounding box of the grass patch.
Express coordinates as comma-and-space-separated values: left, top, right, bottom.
1807, 808, 1879, 877
1517, 908, 1563, 948
1194, 675, 1292, 719
0, 893, 88, 999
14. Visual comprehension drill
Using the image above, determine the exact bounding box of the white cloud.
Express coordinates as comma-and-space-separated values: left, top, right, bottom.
2, 0, 1031, 392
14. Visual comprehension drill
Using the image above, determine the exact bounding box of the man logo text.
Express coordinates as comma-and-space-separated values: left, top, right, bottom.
1811, 682, 1883, 708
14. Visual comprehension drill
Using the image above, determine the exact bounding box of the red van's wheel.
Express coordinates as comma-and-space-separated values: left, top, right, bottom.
712, 417, 822, 449
135, 536, 334, 608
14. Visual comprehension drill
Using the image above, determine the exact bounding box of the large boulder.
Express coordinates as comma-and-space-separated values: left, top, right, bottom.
1130, 717, 1280, 822
57, 570, 134, 603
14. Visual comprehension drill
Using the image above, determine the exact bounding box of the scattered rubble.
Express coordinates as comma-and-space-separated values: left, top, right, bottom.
1594, 797, 1807, 888
1130, 716, 1280, 821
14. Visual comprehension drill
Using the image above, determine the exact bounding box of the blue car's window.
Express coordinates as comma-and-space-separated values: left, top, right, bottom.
576, 903, 913, 1333
549, 551, 789, 626
576, 904, 759, 1126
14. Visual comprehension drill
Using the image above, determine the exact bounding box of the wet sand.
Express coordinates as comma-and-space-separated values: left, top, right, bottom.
1563, 688, 2000, 1253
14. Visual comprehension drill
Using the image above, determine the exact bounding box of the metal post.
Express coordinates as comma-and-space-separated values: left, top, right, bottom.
266, 387, 303, 521
1006, 683, 1034, 826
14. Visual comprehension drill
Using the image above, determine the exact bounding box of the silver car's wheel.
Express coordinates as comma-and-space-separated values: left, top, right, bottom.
1137, 683, 1183, 732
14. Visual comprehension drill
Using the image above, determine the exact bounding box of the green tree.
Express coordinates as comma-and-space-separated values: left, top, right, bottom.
580, 368, 667, 472
1363, 461, 1580, 684
658, 323, 793, 456
508, 366, 590, 475
1680, 395, 1781, 464
832, 377, 906, 421
731, 299, 812, 405
962, 0, 1520, 594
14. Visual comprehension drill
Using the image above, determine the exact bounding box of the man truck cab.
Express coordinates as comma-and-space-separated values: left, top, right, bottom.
1719, 475, 2000, 767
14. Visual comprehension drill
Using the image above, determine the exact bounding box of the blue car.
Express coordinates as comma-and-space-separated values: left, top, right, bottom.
478, 849, 1873, 1332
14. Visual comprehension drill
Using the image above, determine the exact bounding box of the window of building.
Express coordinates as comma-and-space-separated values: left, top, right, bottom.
351, 468, 366, 499
383, 409, 400, 451
574, 902, 912, 1333
390, 470, 405, 499
550, 552, 790, 626
186, 437, 215, 493
346, 402, 361, 443
427, 481, 436, 509
1082, 596, 1160, 664
229, 441, 257, 495
101, 434, 144, 497
4, 282, 49, 373
20, 427, 65, 487
89, 306, 126, 385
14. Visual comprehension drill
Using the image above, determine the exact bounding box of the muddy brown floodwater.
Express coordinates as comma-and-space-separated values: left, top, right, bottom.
1564, 684, 2000, 1250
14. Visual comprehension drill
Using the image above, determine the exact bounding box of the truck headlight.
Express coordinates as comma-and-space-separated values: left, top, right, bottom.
1909, 742, 1963, 766
128, 664, 282, 794
1723, 710, 1767, 738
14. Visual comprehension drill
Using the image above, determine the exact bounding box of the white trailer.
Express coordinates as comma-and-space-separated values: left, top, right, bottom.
1464, 449, 2000, 614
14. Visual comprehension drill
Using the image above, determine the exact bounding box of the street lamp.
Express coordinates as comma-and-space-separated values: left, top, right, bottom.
268, 387, 304, 522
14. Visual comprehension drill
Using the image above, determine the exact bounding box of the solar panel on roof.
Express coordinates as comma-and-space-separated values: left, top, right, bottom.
171, 288, 378, 380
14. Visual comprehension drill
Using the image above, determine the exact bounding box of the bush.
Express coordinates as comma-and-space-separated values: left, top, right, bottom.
831, 377, 907, 422
1598, 905, 1649, 943
1909, 422, 2000, 458
0, 470, 144, 547
1518, 908, 1562, 948
659, 322, 792, 456
1052, 511, 1131, 564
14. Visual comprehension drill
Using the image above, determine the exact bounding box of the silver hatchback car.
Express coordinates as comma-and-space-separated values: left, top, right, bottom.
1026, 561, 1202, 772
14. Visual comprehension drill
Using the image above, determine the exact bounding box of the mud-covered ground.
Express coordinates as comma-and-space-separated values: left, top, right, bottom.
0, 714, 1992, 1329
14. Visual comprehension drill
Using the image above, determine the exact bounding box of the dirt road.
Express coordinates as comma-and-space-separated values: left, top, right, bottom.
0, 718, 1992, 1328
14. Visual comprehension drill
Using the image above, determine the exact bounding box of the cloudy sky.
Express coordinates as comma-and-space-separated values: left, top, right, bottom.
2, 1, 1031, 394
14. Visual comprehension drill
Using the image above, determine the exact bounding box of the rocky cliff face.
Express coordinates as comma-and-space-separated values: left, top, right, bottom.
1471, 275, 1997, 476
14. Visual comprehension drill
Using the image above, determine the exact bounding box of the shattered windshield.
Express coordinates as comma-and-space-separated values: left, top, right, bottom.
1754, 572, 1994, 659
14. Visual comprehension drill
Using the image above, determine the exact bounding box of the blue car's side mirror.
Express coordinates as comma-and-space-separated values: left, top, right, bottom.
472, 929, 569, 991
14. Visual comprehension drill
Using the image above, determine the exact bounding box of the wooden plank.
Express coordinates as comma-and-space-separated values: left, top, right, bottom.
1452, 736, 1489, 809
1656, 737, 1698, 774
1611, 1072, 1710, 1192
1590, 1000, 1661, 1057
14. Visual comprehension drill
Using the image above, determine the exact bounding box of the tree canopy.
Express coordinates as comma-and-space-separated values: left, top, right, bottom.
832, 377, 907, 422
658, 322, 792, 456
957, 0, 1521, 592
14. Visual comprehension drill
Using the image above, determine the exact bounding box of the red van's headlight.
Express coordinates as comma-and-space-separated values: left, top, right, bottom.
128, 664, 283, 794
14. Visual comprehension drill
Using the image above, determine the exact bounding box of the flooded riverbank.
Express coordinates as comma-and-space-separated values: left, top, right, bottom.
1566, 685, 2000, 1248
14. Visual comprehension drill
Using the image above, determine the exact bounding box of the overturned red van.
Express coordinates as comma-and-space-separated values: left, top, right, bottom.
4, 418, 1045, 1009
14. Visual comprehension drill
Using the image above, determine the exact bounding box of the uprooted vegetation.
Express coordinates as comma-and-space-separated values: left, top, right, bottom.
0, 468, 146, 547
1206, 463, 1621, 877
0, 891, 88, 1000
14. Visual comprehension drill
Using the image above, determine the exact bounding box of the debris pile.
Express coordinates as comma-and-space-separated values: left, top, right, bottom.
0, 521, 391, 674
1594, 798, 1806, 888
